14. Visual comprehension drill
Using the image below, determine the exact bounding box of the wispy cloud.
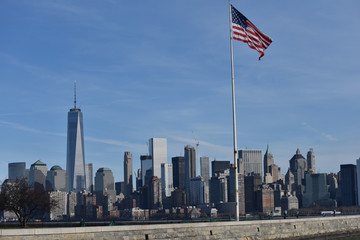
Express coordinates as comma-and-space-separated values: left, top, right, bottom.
23, 1, 123, 31
0, 119, 147, 151
301, 122, 337, 141
0, 119, 66, 137
84, 136, 144, 150
0, 53, 69, 84
168, 135, 232, 156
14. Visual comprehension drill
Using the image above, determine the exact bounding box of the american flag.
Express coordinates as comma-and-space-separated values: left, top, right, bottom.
231, 5, 272, 60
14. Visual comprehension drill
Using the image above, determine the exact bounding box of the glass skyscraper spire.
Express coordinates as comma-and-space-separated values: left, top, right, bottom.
66, 82, 86, 192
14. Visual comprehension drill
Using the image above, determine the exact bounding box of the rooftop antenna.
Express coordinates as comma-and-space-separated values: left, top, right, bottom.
74, 81, 77, 109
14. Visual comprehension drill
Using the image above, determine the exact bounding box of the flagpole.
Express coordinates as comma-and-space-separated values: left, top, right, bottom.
228, 0, 240, 221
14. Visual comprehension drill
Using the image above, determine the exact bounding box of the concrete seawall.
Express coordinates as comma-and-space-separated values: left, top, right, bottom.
1, 215, 360, 240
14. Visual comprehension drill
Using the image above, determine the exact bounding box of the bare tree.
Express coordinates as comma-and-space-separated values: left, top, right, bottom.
0, 178, 57, 228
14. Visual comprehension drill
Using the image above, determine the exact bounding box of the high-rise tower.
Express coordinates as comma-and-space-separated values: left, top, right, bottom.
263, 145, 274, 177
124, 151, 133, 196
149, 138, 167, 179
66, 81, 86, 192
307, 148, 316, 172
184, 145, 196, 204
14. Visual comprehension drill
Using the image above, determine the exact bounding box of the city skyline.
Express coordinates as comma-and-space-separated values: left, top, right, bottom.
1, 1, 360, 182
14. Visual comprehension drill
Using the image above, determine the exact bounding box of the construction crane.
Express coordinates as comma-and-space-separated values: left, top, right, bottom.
192, 131, 200, 171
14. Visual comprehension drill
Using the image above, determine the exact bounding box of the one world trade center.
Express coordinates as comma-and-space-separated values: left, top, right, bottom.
66, 82, 86, 192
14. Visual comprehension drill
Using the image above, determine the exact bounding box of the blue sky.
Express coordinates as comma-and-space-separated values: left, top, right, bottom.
1, 0, 360, 182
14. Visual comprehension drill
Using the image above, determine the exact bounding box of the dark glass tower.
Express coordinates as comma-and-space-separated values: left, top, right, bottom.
66, 82, 86, 192
172, 156, 185, 190
184, 145, 196, 204
340, 164, 358, 206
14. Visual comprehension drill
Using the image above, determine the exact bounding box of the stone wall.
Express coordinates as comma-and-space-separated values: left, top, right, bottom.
1, 215, 360, 240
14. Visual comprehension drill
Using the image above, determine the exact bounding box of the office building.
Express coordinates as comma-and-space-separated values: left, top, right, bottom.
172, 156, 185, 190
256, 184, 274, 214
124, 151, 133, 196
289, 149, 307, 206
238, 149, 262, 177
289, 149, 307, 187
95, 168, 115, 193
67, 191, 77, 218
266, 163, 284, 184
209, 170, 229, 204
149, 176, 162, 209
85, 163, 93, 192
115, 181, 125, 195
307, 149, 316, 172
200, 156, 210, 181
161, 163, 173, 198
29, 160, 47, 190
49, 191, 68, 221
228, 164, 245, 215
149, 138, 167, 180
211, 160, 230, 177
66, 82, 86, 192
8, 162, 26, 181
263, 145, 274, 180
244, 173, 262, 213
184, 145, 196, 204
136, 168, 142, 191
46, 165, 66, 191
327, 173, 338, 200
302, 173, 330, 208
281, 194, 299, 213
263, 145, 284, 184
171, 188, 186, 207
340, 164, 357, 206
190, 177, 204, 205
95, 168, 116, 208
285, 168, 295, 194
141, 155, 152, 186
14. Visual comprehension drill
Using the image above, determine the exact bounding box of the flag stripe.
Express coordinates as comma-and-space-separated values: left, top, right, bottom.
231, 5, 272, 60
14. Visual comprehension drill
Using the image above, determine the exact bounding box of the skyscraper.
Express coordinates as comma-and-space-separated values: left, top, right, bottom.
46, 165, 66, 191
172, 156, 185, 190
124, 151, 133, 196
289, 148, 307, 207
184, 145, 196, 204
85, 163, 93, 192
189, 176, 204, 205
211, 160, 230, 177
8, 162, 26, 181
66, 82, 86, 192
95, 168, 115, 193
307, 148, 316, 172
149, 138, 167, 180
29, 160, 47, 190
149, 176, 162, 209
161, 163, 173, 198
238, 149, 262, 177
340, 164, 358, 206
141, 155, 152, 186
263, 145, 274, 178
263, 145, 283, 183
289, 149, 307, 188
95, 168, 116, 210
302, 173, 330, 208
200, 156, 210, 181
